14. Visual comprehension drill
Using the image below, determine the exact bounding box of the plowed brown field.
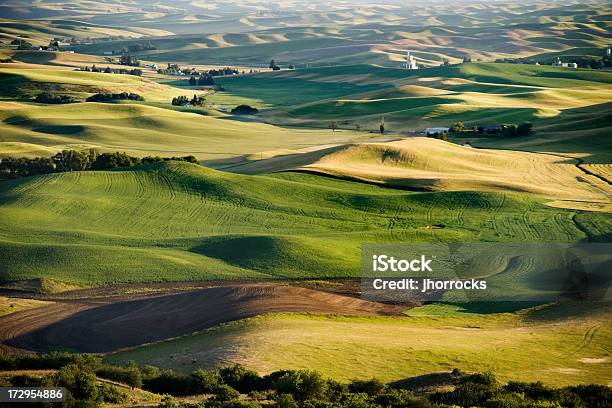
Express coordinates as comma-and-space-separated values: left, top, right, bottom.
0, 285, 404, 353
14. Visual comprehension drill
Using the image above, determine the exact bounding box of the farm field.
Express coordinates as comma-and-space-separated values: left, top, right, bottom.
0, 100, 381, 160
1, 285, 404, 353
0, 1, 611, 401
106, 303, 612, 387
54, 2, 612, 68
225, 138, 611, 212
1, 159, 610, 287
0, 63, 204, 103
214, 63, 612, 142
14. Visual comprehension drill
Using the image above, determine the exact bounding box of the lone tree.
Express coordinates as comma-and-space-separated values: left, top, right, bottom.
328, 121, 339, 132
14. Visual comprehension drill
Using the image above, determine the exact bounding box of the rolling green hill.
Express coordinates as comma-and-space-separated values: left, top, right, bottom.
0, 101, 377, 160
214, 63, 612, 155
0, 65, 203, 102
0, 160, 608, 287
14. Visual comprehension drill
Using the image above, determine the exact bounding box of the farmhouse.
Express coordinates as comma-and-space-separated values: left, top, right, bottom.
552, 57, 577, 68
426, 127, 449, 135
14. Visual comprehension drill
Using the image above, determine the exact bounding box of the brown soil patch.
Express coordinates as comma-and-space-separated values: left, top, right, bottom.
1, 285, 405, 353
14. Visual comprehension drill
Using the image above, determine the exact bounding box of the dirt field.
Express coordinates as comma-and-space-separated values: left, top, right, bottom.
0, 285, 405, 354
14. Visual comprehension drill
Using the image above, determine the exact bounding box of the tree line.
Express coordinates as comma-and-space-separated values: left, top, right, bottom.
85, 92, 144, 102
1, 353, 609, 408
0, 150, 198, 179
189, 74, 215, 86
79, 65, 143, 76
33, 92, 144, 104
35, 93, 77, 104
172, 94, 206, 106
450, 121, 532, 137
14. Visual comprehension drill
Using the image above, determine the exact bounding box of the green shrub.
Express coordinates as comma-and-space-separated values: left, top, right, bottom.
274, 394, 298, 408
348, 379, 385, 396
218, 365, 263, 393
99, 383, 128, 404
324, 379, 348, 403
56, 363, 100, 405
273, 370, 328, 401
375, 389, 431, 408
191, 369, 221, 394
566, 384, 611, 408
96, 364, 142, 388
212, 384, 240, 401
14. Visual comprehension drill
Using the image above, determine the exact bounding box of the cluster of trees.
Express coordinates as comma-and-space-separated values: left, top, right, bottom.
79, 65, 143, 76
10, 38, 32, 49
450, 121, 532, 137
1, 354, 610, 408
188, 67, 241, 77
86, 92, 144, 102
0, 354, 127, 407
119, 51, 140, 67
189, 74, 215, 86
231, 105, 258, 115
172, 94, 206, 106
34, 93, 76, 104
504, 122, 532, 137
0, 150, 198, 179
163, 66, 240, 79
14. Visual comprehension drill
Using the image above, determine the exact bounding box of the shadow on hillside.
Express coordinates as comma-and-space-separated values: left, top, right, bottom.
390, 371, 457, 394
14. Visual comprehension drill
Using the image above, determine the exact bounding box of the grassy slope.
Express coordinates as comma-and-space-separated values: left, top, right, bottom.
229, 138, 611, 212
0, 18, 170, 47
107, 303, 612, 387
0, 65, 204, 102
0, 101, 377, 160
308, 139, 609, 200
0, 296, 53, 316
0, 161, 608, 286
